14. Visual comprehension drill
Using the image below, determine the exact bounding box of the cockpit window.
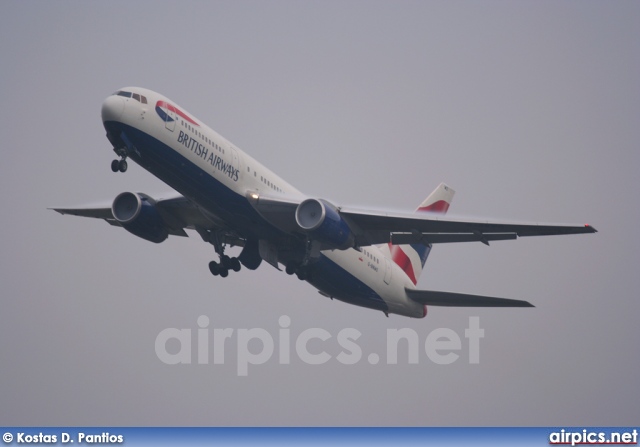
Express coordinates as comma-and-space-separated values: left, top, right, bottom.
114, 91, 147, 104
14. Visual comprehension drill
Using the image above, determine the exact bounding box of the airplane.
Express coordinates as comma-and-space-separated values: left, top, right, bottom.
51, 87, 597, 318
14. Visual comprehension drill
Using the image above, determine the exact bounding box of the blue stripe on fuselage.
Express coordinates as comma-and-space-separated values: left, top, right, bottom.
105, 121, 388, 312
105, 121, 282, 241
308, 254, 388, 313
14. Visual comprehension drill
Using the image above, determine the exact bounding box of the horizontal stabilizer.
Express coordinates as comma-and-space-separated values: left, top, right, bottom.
406, 288, 534, 307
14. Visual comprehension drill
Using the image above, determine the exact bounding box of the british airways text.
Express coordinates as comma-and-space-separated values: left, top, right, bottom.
177, 130, 239, 181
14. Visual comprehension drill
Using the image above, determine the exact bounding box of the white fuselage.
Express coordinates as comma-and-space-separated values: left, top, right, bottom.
102, 87, 424, 318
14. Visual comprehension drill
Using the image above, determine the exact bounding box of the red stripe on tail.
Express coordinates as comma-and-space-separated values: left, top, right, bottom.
418, 200, 450, 214
388, 244, 417, 285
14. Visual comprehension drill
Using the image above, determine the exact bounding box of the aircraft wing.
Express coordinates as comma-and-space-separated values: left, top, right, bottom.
50, 194, 218, 237
340, 207, 597, 246
250, 193, 597, 247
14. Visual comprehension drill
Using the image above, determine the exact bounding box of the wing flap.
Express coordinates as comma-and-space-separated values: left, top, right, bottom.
340, 207, 596, 246
241, 189, 597, 247
51, 204, 189, 237
51, 205, 114, 220
50, 193, 224, 238
406, 288, 534, 307
391, 232, 518, 245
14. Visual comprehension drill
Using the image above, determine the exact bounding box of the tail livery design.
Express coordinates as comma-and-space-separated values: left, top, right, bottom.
387, 183, 455, 285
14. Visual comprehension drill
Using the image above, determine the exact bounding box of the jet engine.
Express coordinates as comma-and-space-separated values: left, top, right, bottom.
295, 198, 355, 249
111, 192, 169, 243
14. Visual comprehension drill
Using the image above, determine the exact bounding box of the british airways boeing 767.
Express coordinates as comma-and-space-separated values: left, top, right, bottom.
52, 87, 596, 318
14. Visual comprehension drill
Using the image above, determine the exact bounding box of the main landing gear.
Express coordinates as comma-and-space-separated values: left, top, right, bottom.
285, 262, 310, 281
284, 238, 317, 281
201, 229, 242, 278
209, 255, 241, 278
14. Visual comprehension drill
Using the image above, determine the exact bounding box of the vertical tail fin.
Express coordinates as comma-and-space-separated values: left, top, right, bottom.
416, 182, 455, 214
386, 183, 455, 285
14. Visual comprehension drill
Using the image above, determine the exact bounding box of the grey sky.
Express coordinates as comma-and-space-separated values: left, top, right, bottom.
1, 1, 638, 426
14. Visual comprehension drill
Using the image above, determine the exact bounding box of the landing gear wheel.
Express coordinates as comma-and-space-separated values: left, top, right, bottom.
219, 268, 229, 278
230, 258, 241, 272
209, 261, 220, 276
111, 160, 120, 172
285, 263, 296, 275
118, 159, 128, 173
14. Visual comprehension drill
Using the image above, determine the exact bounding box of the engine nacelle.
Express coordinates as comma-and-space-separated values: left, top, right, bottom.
111, 192, 168, 243
295, 198, 354, 249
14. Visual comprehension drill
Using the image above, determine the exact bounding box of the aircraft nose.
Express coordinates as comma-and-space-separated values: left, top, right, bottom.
101, 95, 125, 122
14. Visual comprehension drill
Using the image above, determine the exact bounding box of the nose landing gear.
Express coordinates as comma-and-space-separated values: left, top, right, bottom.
111, 147, 129, 173
111, 158, 128, 173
